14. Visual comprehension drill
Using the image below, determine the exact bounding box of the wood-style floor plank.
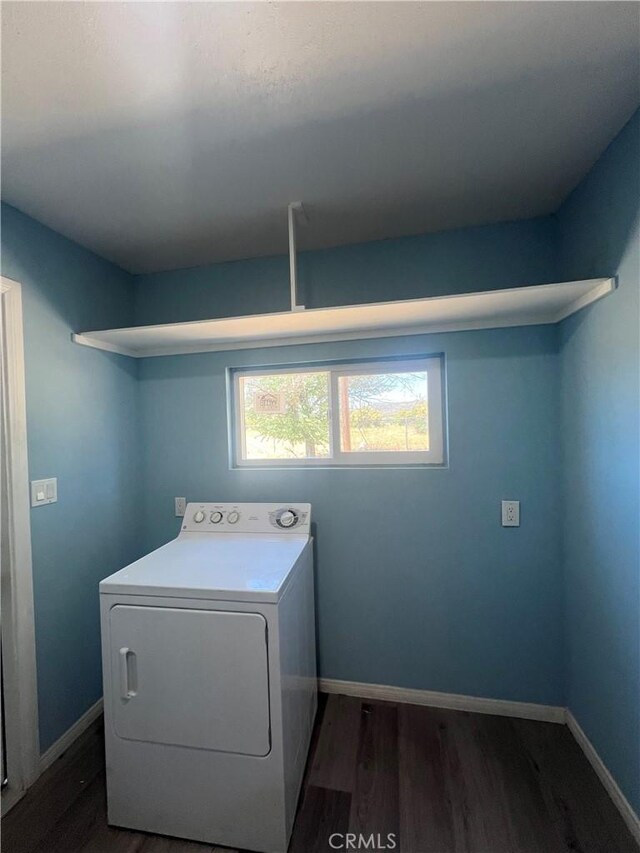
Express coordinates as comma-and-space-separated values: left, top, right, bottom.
348, 702, 400, 844
398, 704, 456, 853
308, 694, 361, 793
288, 786, 351, 853
440, 707, 513, 852
3, 695, 637, 853
32, 772, 127, 853
466, 712, 567, 853
2, 718, 105, 853
513, 717, 639, 853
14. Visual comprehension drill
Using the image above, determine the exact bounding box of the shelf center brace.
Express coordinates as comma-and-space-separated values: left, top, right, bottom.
288, 201, 308, 312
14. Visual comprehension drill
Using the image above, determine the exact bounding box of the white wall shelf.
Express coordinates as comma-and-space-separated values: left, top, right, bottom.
72, 277, 615, 358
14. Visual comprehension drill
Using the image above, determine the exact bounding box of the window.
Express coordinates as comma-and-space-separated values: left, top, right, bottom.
230, 356, 445, 467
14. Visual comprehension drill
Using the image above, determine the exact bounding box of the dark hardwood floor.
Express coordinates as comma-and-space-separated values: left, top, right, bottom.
3, 693, 637, 853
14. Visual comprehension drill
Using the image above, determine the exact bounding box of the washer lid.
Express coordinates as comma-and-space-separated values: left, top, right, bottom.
100, 533, 309, 602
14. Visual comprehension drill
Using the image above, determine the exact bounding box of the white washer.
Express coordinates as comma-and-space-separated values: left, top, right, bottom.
100, 502, 316, 853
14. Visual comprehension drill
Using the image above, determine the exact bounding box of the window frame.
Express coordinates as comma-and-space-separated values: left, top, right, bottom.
230, 355, 446, 469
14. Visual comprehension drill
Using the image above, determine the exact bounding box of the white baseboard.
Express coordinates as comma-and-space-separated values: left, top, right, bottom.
566, 710, 640, 845
39, 698, 104, 775
1, 782, 28, 815
318, 678, 566, 723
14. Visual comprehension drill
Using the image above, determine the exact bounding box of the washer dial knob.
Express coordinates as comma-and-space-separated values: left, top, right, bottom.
193, 510, 205, 523
227, 510, 240, 524
210, 511, 223, 524
277, 509, 298, 528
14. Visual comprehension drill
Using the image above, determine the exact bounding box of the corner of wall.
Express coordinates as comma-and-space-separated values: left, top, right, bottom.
554, 107, 640, 815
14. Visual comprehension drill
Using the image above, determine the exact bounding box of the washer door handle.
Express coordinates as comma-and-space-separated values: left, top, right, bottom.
119, 647, 137, 700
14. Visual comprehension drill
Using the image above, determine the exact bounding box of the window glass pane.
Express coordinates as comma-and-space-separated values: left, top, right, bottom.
338, 371, 429, 453
239, 372, 331, 460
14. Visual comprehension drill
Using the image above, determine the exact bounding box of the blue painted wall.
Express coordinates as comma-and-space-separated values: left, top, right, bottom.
557, 111, 640, 812
1, 203, 141, 752
133, 216, 557, 325
138, 330, 563, 703
134, 216, 565, 705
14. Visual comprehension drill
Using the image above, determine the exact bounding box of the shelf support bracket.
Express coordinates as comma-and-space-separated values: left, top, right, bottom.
288, 201, 307, 312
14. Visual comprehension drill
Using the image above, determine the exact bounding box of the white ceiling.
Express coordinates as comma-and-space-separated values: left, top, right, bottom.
2, 2, 639, 274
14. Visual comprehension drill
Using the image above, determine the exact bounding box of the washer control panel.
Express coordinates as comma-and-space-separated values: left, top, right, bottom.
181, 502, 311, 534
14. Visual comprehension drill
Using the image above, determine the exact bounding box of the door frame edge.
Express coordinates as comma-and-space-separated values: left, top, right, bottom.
1, 276, 40, 813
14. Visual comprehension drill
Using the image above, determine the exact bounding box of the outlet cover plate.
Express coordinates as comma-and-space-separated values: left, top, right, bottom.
31, 478, 57, 507
501, 500, 520, 527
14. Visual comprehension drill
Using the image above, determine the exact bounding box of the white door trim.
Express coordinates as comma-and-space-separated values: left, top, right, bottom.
1, 276, 39, 814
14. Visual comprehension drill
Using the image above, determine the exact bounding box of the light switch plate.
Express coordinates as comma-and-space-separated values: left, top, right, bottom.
175, 497, 187, 517
31, 478, 57, 507
501, 500, 520, 527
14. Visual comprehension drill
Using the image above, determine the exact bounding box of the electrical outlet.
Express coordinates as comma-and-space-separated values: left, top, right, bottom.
175, 497, 187, 517
501, 500, 520, 527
